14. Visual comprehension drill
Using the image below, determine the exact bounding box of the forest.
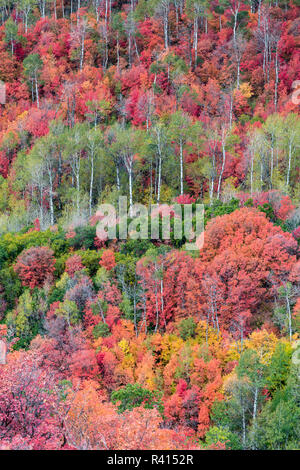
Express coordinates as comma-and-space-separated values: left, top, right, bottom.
0, 0, 299, 451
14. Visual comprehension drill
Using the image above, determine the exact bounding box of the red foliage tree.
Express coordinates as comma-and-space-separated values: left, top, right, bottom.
0, 351, 63, 449
65, 254, 85, 278
14, 246, 56, 289
99, 249, 116, 271
196, 208, 299, 337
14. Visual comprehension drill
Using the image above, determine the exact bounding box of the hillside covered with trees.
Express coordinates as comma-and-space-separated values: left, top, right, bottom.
0, 0, 299, 451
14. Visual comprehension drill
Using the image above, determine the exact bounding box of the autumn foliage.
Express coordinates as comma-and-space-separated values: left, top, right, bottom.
14, 246, 56, 289
0, 0, 299, 452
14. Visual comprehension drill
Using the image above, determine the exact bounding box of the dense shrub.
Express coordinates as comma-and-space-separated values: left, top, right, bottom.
14, 246, 56, 289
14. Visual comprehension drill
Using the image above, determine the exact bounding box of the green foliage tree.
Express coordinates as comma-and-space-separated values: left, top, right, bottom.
205, 425, 242, 450
111, 383, 164, 415
23, 53, 43, 107
4, 18, 19, 54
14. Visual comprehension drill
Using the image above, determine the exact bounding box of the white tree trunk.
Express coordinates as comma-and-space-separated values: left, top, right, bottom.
180, 140, 183, 195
